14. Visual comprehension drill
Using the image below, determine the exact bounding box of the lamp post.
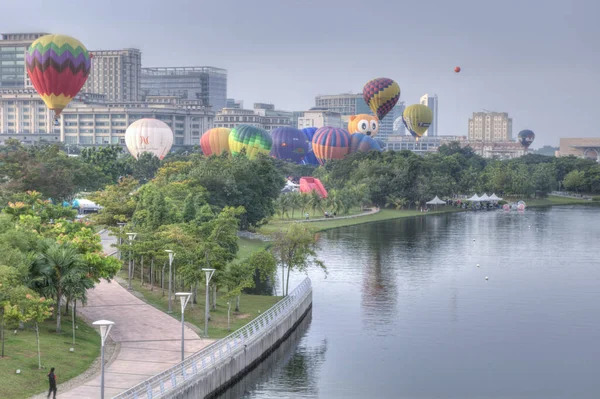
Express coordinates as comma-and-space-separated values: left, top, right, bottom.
165, 250, 175, 313
202, 268, 215, 338
116, 222, 126, 260
126, 233, 137, 290
175, 292, 192, 362
92, 320, 114, 399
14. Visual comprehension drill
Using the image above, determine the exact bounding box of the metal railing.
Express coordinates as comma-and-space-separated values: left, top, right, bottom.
112, 277, 312, 399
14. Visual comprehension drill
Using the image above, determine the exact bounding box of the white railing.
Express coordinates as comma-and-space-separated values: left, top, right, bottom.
112, 277, 312, 399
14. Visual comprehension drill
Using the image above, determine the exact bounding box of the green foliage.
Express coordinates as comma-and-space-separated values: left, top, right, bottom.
88, 176, 139, 225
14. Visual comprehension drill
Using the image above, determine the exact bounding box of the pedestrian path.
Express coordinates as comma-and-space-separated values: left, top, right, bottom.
55, 232, 214, 398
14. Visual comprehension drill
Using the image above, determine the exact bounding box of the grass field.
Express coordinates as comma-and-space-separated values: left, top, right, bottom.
0, 316, 99, 399
523, 195, 591, 207
117, 270, 281, 339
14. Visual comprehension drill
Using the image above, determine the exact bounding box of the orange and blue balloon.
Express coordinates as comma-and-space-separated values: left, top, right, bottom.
312, 127, 351, 165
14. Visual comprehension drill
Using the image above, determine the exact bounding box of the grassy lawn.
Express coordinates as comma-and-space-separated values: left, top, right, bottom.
525, 195, 591, 207
117, 270, 281, 339
0, 316, 99, 399
259, 207, 464, 234
237, 237, 270, 261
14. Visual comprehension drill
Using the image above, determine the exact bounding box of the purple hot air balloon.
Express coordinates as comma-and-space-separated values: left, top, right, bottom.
349, 133, 383, 154
301, 127, 319, 165
270, 127, 309, 163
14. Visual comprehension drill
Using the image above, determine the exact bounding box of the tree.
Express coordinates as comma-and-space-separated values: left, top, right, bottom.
80, 145, 131, 184
225, 249, 277, 312
88, 177, 139, 225
128, 152, 161, 183
563, 170, 586, 192
271, 224, 326, 296
5, 293, 53, 369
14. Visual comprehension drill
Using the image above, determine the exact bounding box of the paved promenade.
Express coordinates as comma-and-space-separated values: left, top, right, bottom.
52, 231, 214, 398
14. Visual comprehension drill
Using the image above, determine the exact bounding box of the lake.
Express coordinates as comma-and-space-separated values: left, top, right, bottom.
219, 205, 600, 399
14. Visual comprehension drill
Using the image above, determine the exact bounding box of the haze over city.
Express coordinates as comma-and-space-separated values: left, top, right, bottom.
1, 0, 599, 147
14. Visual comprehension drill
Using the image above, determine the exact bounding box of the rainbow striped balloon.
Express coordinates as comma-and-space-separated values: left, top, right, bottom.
228, 124, 272, 159
25, 34, 91, 116
311, 127, 351, 165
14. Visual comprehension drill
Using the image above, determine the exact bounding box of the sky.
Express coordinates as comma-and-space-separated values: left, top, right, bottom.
2, 0, 599, 147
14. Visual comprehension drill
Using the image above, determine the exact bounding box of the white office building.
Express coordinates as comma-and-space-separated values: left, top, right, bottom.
297, 109, 342, 129
81, 49, 142, 102
214, 103, 291, 131
468, 111, 512, 142
420, 93, 438, 136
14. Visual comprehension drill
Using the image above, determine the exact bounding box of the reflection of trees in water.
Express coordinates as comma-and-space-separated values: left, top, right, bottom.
216, 310, 328, 399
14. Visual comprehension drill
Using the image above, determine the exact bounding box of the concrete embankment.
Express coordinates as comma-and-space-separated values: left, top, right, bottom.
112, 278, 313, 399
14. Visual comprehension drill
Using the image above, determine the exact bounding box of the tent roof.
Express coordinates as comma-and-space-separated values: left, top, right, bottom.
479, 193, 490, 201
489, 193, 502, 201
426, 196, 446, 205
467, 194, 481, 201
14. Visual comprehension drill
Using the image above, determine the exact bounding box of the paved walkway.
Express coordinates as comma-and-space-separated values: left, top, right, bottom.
300, 207, 380, 223
57, 231, 214, 398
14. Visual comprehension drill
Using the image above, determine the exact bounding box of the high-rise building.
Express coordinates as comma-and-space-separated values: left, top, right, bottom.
141, 67, 227, 111
420, 93, 438, 136
315, 93, 361, 116
81, 49, 142, 102
468, 111, 512, 142
226, 98, 243, 109
0, 33, 48, 88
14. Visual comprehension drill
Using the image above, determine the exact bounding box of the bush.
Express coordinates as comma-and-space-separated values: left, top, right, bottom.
592, 196, 600, 202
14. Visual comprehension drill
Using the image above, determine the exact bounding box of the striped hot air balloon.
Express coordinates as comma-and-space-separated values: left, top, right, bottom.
200, 127, 231, 156
228, 124, 272, 159
349, 133, 382, 154
25, 34, 91, 117
362, 78, 401, 120
311, 127, 351, 165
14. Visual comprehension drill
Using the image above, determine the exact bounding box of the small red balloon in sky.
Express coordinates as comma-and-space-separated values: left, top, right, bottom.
454, 66, 461, 73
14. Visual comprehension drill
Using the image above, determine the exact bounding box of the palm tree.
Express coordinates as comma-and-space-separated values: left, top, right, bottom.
385, 195, 408, 210
308, 191, 323, 216
40, 242, 87, 333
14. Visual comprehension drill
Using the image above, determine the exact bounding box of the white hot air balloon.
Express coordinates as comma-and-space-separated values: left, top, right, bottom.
125, 118, 174, 160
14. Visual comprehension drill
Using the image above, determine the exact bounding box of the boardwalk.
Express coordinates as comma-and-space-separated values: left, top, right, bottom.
56, 231, 214, 398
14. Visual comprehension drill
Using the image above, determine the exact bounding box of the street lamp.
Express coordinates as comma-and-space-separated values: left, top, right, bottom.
92, 320, 114, 399
202, 268, 215, 338
165, 250, 175, 313
126, 233, 137, 290
175, 292, 192, 362
116, 223, 126, 260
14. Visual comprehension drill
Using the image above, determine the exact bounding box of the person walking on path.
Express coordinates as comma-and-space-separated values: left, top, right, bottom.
47, 367, 57, 399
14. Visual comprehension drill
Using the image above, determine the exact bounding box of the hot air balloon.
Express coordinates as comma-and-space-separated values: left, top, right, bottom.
200, 127, 231, 156
517, 129, 535, 149
300, 127, 319, 165
125, 118, 174, 160
347, 114, 379, 136
228, 124, 272, 159
25, 34, 91, 117
362, 78, 401, 120
402, 104, 433, 140
454, 66, 461, 73
311, 127, 351, 165
270, 127, 309, 163
349, 133, 383, 154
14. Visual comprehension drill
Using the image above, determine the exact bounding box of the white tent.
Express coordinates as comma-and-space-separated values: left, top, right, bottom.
467, 194, 481, 201
426, 196, 446, 205
489, 193, 502, 201
479, 193, 490, 201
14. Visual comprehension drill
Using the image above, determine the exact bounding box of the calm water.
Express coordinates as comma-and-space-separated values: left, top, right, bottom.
220, 206, 600, 399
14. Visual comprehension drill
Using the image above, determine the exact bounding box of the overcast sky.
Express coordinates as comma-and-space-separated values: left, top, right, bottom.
2, 0, 598, 147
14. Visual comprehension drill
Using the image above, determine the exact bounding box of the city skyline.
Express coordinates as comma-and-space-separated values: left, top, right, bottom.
1, 0, 599, 147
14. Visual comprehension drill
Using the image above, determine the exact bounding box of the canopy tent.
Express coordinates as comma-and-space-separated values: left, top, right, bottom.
426, 196, 446, 205
489, 193, 503, 201
467, 194, 481, 202
479, 193, 490, 201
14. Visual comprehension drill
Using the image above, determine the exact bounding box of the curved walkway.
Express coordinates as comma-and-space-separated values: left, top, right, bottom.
54, 231, 214, 398
300, 207, 380, 223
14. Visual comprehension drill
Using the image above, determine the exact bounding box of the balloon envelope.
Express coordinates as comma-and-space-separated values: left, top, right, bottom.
362, 78, 401, 120
454, 66, 461, 73
517, 129, 535, 149
300, 127, 320, 165
228, 124, 272, 159
201, 127, 231, 156
270, 127, 309, 163
402, 104, 433, 139
349, 133, 382, 153
25, 34, 91, 116
125, 118, 174, 160
312, 127, 351, 165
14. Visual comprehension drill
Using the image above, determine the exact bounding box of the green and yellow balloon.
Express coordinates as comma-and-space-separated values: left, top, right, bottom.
402, 104, 433, 140
228, 124, 272, 159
